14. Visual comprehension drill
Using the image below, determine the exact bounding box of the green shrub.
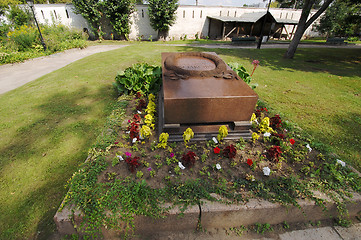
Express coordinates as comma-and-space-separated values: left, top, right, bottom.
7, 25, 37, 51
7, 5, 32, 27
113, 63, 162, 95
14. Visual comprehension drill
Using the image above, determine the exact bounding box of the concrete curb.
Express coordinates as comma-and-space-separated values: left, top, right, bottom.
54, 191, 361, 237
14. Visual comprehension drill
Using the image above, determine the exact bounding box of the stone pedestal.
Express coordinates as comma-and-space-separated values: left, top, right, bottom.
159, 52, 258, 141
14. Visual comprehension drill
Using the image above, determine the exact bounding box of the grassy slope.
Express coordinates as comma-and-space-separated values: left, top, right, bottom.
0, 43, 360, 239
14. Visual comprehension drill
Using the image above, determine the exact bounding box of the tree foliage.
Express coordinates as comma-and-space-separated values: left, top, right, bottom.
273, 0, 322, 9
147, 0, 179, 39
102, 0, 135, 39
315, 0, 361, 37
7, 5, 32, 27
72, 0, 135, 39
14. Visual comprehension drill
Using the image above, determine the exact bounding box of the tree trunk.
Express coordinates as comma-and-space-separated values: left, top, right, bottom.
284, 0, 314, 59
158, 29, 169, 41
284, 0, 335, 59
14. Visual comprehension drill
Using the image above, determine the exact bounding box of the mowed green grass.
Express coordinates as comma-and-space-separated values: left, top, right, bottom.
0, 42, 360, 239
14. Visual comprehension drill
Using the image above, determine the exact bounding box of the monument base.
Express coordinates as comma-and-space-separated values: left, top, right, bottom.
158, 93, 252, 141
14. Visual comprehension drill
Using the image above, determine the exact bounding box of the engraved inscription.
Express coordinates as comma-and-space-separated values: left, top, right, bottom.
175, 56, 216, 71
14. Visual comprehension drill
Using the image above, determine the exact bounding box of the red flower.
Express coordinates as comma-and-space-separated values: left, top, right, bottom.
247, 158, 253, 166
214, 147, 221, 154
114, 141, 119, 144
290, 139, 295, 145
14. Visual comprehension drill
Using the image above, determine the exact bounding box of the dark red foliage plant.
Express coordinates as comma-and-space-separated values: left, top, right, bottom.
182, 151, 197, 168
135, 92, 142, 99
136, 99, 147, 111
125, 156, 140, 173
128, 121, 140, 140
223, 144, 237, 159
267, 146, 282, 162
132, 114, 141, 123
270, 114, 282, 129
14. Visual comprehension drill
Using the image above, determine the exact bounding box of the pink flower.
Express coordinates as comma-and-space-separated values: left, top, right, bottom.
252, 60, 260, 66
114, 141, 119, 144
128, 119, 131, 123
170, 152, 175, 158
214, 147, 221, 154
290, 139, 295, 145
125, 152, 132, 157
247, 158, 253, 166
147, 167, 152, 171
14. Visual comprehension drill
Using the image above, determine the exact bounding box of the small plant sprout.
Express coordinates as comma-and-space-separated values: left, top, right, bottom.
183, 128, 194, 146
157, 132, 169, 149
174, 166, 181, 175
217, 125, 228, 142
140, 125, 152, 139
136, 171, 144, 179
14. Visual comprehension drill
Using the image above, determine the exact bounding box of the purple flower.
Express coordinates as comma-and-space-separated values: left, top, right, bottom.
147, 167, 152, 172
170, 152, 175, 158
125, 152, 132, 157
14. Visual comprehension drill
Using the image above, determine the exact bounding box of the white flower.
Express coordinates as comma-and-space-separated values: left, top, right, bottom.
216, 163, 221, 170
264, 132, 271, 137
178, 162, 185, 170
263, 167, 271, 176
212, 137, 218, 144
139, 134, 144, 140
137, 110, 142, 114
117, 155, 124, 161
132, 138, 137, 143
336, 159, 346, 167
306, 144, 312, 152
126, 131, 130, 134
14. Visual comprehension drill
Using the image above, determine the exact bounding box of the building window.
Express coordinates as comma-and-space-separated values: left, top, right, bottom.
142, 9, 144, 18
200, 10, 202, 18
280, 12, 282, 18
53, 10, 57, 19
192, 10, 194, 18
285, 12, 288, 19
183, 10, 185, 18
227, 11, 229, 16
234, 11, 237, 17
41, 10, 45, 19
65, 9, 69, 18
291, 13, 294, 19
220, 11, 222, 16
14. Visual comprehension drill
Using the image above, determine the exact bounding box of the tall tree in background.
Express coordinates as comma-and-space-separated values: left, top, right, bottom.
72, 0, 102, 38
0, 0, 21, 17
273, 0, 322, 9
284, 0, 334, 59
148, 0, 179, 40
315, 0, 361, 37
102, 0, 135, 39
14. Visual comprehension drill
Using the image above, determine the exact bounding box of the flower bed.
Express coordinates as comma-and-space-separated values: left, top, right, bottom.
59, 64, 361, 238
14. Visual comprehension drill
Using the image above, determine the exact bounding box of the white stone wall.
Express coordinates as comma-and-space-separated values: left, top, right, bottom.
28, 4, 320, 40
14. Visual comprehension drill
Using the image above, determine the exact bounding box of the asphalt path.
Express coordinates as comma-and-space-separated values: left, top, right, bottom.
0, 44, 127, 95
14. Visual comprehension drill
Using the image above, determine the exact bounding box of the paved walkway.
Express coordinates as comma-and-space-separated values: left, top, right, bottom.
0, 44, 127, 95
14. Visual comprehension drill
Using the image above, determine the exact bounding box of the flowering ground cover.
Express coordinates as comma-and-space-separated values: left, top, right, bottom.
62, 63, 361, 238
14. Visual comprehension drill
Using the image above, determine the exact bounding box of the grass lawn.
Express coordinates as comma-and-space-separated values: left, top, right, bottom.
0, 42, 360, 239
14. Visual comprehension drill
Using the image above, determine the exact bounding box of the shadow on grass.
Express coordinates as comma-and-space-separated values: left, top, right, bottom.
0, 85, 118, 239
177, 46, 361, 78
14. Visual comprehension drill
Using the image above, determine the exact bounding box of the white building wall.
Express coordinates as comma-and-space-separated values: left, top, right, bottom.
29, 4, 320, 40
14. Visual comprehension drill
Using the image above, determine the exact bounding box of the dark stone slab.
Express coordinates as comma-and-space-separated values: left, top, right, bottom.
159, 52, 258, 140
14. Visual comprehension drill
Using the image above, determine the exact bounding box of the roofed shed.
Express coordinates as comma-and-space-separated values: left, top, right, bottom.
207, 11, 298, 40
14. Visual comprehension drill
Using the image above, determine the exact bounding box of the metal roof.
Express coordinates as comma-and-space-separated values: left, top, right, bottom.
208, 11, 298, 25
